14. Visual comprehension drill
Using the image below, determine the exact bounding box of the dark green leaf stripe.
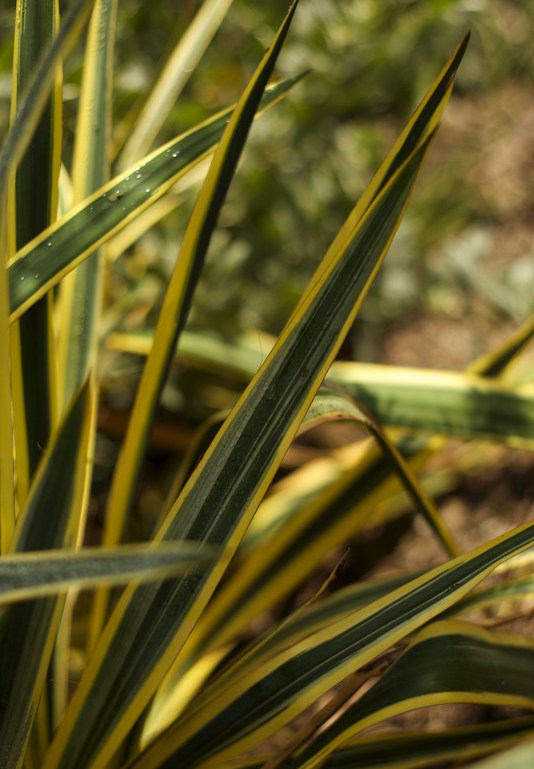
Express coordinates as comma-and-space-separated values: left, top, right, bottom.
0, 0, 94, 206
0, 542, 215, 605
288, 624, 534, 768
449, 574, 534, 616
8, 77, 300, 322
328, 365, 534, 446
137, 523, 534, 769
0, 382, 91, 769
12, 0, 59, 258
11, 0, 59, 479
220, 571, 420, 679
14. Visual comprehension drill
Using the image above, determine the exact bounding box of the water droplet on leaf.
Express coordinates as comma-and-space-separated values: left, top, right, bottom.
108, 188, 124, 202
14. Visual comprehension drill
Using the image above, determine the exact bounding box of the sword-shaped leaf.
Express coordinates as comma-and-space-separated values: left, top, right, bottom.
0, 542, 215, 605
0, 382, 93, 769
0, 0, 93, 555
50, 0, 117, 730
328, 363, 534, 447
9, 0, 61, 501
57, 0, 117, 408
0, 0, 94, 203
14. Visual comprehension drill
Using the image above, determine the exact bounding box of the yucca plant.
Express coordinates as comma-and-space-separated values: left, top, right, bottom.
0, 2, 533, 769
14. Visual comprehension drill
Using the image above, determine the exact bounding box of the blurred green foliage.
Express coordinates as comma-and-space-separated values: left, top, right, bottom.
1, 0, 533, 357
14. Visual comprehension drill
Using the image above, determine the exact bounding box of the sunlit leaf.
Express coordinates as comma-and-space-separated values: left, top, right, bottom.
8, 78, 301, 323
